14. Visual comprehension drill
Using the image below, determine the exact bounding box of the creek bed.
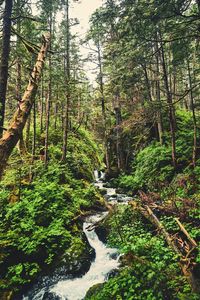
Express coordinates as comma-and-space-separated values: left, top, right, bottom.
22, 213, 120, 300
22, 171, 131, 300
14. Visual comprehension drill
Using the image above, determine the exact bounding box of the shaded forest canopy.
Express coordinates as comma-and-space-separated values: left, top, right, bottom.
1, 0, 200, 299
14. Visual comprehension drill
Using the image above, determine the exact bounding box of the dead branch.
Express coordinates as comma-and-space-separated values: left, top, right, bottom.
175, 218, 197, 248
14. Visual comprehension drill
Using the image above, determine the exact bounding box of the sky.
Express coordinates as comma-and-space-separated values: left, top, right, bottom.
70, 0, 103, 36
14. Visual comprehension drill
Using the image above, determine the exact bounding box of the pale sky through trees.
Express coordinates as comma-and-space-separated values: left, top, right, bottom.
70, 0, 104, 83
32, 0, 104, 82
71, 0, 103, 36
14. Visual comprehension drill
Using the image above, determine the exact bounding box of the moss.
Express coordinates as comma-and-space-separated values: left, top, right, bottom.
85, 283, 104, 299
0, 127, 104, 294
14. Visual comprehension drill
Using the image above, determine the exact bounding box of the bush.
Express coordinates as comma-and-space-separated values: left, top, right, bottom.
85, 206, 198, 300
118, 142, 174, 192
0, 127, 104, 293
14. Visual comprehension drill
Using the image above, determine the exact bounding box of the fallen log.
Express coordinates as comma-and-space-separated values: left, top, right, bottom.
0, 34, 50, 179
142, 204, 180, 254
129, 201, 199, 292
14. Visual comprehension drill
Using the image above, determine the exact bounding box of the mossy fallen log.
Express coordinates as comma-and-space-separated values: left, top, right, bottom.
129, 201, 200, 292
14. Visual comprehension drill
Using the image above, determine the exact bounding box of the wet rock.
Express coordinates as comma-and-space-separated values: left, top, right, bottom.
95, 224, 109, 243
42, 291, 60, 300
109, 252, 119, 260
102, 182, 110, 188
90, 204, 107, 212
60, 232, 95, 277
106, 268, 120, 279
115, 188, 124, 194
104, 194, 115, 201
99, 188, 107, 196
117, 194, 132, 202
106, 194, 117, 202
116, 194, 126, 201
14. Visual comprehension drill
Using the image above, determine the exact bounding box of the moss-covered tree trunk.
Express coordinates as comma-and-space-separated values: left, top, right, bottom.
0, 34, 50, 179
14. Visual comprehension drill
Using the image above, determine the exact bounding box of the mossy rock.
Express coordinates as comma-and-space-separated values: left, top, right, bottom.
85, 283, 104, 299
56, 231, 95, 277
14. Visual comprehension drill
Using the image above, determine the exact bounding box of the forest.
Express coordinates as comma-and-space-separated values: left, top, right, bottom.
0, 0, 200, 299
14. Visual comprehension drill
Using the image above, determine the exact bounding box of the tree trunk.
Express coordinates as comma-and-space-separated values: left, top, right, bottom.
61, 0, 70, 162
32, 98, 36, 157
0, 34, 50, 179
25, 114, 31, 150
197, 0, 200, 14
96, 35, 110, 172
16, 15, 27, 156
18, 134, 27, 156
155, 39, 164, 144
54, 87, 59, 130
40, 73, 44, 134
142, 62, 152, 102
44, 13, 53, 166
44, 85, 51, 166
114, 93, 124, 170
160, 35, 177, 167
187, 60, 197, 167
0, 0, 13, 137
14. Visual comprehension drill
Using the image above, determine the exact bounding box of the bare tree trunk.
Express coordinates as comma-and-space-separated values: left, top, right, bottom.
197, 0, 200, 13
187, 60, 197, 167
61, 0, 70, 162
32, 98, 36, 157
96, 34, 111, 172
0, 34, 50, 179
54, 103, 58, 130
18, 134, 27, 156
44, 86, 51, 165
44, 13, 53, 166
113, 93, 124, 171
54, 87, 59, 130
160, 35, 177, 167
155, 39, 164, 144
142, 62, 152, 102
0, 0, 13, 137
40, 73, 44, 134
25, 114, 31, 150
16, 60, 27, 156
16, 18, 27, 156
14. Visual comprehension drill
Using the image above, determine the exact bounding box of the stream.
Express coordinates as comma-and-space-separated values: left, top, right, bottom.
22, 171, 129, 300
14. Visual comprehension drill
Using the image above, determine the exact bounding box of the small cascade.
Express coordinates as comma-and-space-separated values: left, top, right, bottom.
50, 214, 119, 300
22, 213, 119, 300
94, 170, 99, 182
94, 170, 132, 205
22, 170, 132, 300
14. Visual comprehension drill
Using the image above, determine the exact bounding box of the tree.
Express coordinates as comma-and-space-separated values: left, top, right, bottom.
0, 0, 13, 137
61, 0, 71, 162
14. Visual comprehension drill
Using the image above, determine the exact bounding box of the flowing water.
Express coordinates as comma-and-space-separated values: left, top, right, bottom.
22, 171, 121, 300
23, 213, 119, 300
22, 170, 133, 300
49, 213, 119, 300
